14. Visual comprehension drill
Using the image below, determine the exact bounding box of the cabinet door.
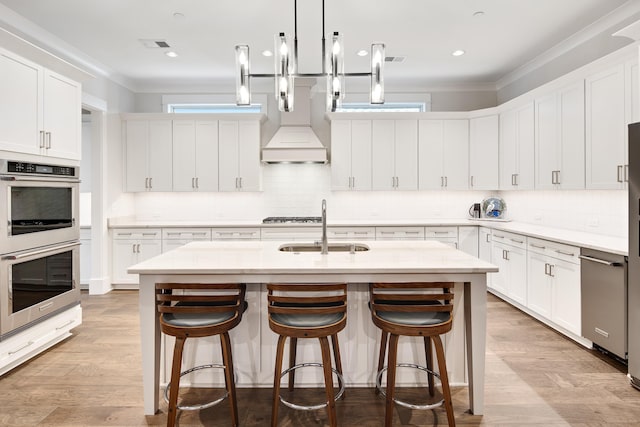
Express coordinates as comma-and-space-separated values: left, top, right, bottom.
43, 70, 81, 160
138, 240, 163, 264
499, 109, 518, 189
442, 120, 469, 190
516, 103, 535, 190
458, 226, 478, 257
585, 64, 626, 189
527, 252, 552, 319
490, 243, 508, 294
558, 82, 585, 190
418, 120, 444, 190
172, 120, 197, 192
0, 49, 42, 156
330, 120, 352, 190
506, 247, 527, 306
111, 239, 138, 284
218, 120, 239, 191
372, 120, 396, 190
535, 92, 559, 190
350, 120, 372, 190
478, 228, 492, 262
469, 115, 499, 190
237, 121, 260, 191
148, 120, 173, 191
195, 120, 219, 191
551, 260, 581, 335
125, 121, 149, 192
394, 120, 418, 190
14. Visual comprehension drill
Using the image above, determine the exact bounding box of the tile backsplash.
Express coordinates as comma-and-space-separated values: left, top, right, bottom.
131, 164, 627, 237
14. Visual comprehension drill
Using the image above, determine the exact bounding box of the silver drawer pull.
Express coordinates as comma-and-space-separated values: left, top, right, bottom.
530, 243, 545, 249
8, 341, 34, 355
493, 234, 504, 239
555, 249, 575, 257
55, 319, 75, 330
594, 327, 610, 338
510, 238, 524, 244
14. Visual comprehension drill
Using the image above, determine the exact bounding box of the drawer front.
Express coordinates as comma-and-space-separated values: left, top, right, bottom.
112, 228, 161, 240
490, 230, 526, 249
424, 227, 457, 239
162, 228, 212, 240
212, 228, 261, 240
260, 227, 322, 241
376, 227, 425, 240
328, 227, 376, 240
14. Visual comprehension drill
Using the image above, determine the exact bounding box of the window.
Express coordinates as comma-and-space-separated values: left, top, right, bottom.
162, 94, 268, 114
335, 102, 426, 112
168, 104, 262, 113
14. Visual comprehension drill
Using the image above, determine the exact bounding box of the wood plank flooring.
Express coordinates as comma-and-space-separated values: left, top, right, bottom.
0, 291, 639, 426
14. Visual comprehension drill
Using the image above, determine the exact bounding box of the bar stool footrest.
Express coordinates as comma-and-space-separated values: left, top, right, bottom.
376, 363, 445, 410
279, 362, 345, 411
164, 364, 229, 411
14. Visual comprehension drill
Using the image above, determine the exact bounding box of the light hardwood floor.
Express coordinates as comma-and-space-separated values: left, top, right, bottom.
0, 290, 639, 426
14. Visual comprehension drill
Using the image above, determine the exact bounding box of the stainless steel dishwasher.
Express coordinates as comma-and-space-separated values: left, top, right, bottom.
580, 248, 628, 361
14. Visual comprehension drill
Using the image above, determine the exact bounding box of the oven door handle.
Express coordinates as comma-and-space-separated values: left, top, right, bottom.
578, 255, 623, 267
0, 176, 80, 183
2, 242, 80, 260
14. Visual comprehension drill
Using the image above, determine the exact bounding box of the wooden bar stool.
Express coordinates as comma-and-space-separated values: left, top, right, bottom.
267, 283, 347, 427
156, 283, 247, 427
369, 282, 456, 427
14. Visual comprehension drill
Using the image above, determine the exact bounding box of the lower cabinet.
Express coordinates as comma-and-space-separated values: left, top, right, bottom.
490, 231, 527, 306
111, 228, 162, 286
425, 226, 458, 248
526, 238, 581, 336
162, 228, 212, 252
80, 227, 91, 286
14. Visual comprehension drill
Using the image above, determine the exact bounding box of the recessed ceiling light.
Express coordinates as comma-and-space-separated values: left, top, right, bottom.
262, 50, 273, 57
452, 50, 465, 57
473, 11, 485, 17
357, 49, 368, 57
165, 51, 178, 58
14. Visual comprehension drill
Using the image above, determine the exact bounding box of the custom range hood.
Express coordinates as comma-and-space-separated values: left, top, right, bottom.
262, 84, 328, 164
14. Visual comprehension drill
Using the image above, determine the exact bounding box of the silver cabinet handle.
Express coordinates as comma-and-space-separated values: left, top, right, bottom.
192, 177, 195, 188
239, 177, 242, 188
149, 178, 152, 189
39, 130, 45, 148
132, 244, 136, 253
235, 177, 239, 188
548, 264, 554, 277
144, 178, 148, 189
544, 263, 549, 275
618, 165, 624, 183
511, 174, 516, 186
578, 255, 623, 267
444, 176, 448, 187
555, 249, 575, 257
510, 238, 524, 244
55, 319, 75, 330
195, 177, 199, 188
625, 164, 629, 182
555, 170, 561, 185
8, 340, 34, 355
46, 132, 52, 149
441, 176, 444, 187
470, 175, 474, 187
530, 243, 545, 249
493, 234, 505, 239
486, 234, 491, 243
2, 242, 80, 260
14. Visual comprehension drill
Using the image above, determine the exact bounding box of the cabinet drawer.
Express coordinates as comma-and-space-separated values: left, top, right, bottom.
528, 237, 579, 264
162, 228, 212, 240
425, 227, 457, 239
112, 228, 161, 240
212, 228, 261, 240
376, 227, 425, 240
328, 227, 376, 240
260, 227, 321, 241
490, 230, 526, 249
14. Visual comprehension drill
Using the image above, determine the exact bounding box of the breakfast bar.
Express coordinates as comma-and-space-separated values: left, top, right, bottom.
129, 240, 498, 416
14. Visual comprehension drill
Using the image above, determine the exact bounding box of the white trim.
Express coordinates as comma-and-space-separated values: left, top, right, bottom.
82, 92, 107, 112
161, 93, 268, 114
496, 1, 640, 90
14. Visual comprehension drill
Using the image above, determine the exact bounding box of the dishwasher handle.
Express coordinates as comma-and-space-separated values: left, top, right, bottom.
579, 254, 624, 267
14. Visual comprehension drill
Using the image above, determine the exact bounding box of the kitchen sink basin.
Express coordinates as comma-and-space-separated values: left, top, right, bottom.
278, 242, 370, 253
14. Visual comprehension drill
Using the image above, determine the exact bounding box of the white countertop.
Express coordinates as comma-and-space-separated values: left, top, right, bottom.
128, 240, 498, 275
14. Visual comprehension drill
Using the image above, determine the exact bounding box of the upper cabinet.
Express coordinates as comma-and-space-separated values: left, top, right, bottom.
418, 119, 469, 190
585, 64, 627, 189
469, 115, 499, 190
218, 120, 261, 192
499, 103, 535, 190
125, 120, 173, 192
172, 120, 219, 192
331, 119, 372, 190
534, 81, 585, 190
372, 119, 418, 190
0, 48, 81, 160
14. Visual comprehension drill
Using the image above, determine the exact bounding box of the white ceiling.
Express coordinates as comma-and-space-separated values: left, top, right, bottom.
0, 0, 637, 92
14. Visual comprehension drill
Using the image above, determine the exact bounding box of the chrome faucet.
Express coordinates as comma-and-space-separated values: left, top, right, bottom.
321, 199, 328, 254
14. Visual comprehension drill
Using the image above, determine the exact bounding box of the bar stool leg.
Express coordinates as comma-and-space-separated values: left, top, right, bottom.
330, 334, 345, 399
385, 334, 399, 427
424, 336, 435, 397
288, 337, 297, 391
433, 335, 456, 427
319, 336, 338, 427
221, 331, 239, 427
376, 332, 388, 395
272, 335, 287, 427
167, 336, 186, 427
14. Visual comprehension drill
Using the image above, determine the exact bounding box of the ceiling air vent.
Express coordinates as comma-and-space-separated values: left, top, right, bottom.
385, 56, 406, 63
139, 39, 171, 48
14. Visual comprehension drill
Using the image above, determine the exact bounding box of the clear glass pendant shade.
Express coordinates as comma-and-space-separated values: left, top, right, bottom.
370, 43, 385, 104
275, 33, 295, 112
325, 32, 344, 112
235, 45, 251, 105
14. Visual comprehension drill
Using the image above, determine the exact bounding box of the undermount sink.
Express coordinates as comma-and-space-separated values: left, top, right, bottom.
278, 242, 370, 253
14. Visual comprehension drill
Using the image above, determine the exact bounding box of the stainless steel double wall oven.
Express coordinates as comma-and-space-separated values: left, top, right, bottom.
0, 159, 81, 340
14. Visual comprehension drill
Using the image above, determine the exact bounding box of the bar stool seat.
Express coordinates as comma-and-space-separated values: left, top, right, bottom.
156, 283, 247, 427
267, 283, 347, 427
369, 282, 456, 427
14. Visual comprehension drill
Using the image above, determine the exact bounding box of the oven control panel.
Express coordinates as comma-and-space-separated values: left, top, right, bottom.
5, 161, 77, 178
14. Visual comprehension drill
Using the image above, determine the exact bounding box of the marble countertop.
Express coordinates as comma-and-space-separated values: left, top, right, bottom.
128, 240, 498, 275
109, 217, 628, 256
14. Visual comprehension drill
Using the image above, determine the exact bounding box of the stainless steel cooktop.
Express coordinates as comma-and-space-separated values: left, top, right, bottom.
262, 216, 322, 224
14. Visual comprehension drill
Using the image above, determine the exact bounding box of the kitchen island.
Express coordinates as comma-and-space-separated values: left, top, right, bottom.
129, 240, 498, 416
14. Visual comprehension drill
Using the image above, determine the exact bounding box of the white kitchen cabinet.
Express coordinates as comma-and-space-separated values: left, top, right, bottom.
375, 226, 424, 240
534, 81, 585, 190
328, 227, 376, 240
331, 120, 372, 190
260, 227, 322, 241
219, 120, 261, 192
111, 228, 162, 285
490, 231, 527, 305
478, 227, 493, 288
172, 120, 219, 192
499, 103, 535, 190
124, 120, 173, 192
80, 228, 91, 286
526, 238, 581, 336
458, 226, 478, 257
585, 64, 627, 189
424, 226, 458, 248
212, 227, 261, 240
162, 228, 212, 252
372, 120, 418, 190
469, 115, 499, 190
0, 48, 81, 160
418, 119, 469, 190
